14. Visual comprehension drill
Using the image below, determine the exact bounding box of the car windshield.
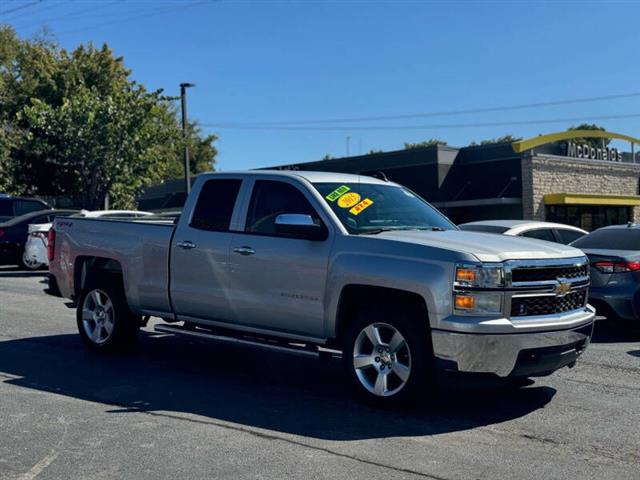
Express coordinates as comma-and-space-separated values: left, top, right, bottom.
571, 228, 640, 251
313, 182, 455, 234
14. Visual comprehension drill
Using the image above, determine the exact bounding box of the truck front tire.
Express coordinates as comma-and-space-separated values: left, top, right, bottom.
343, 304, 436, 406
76, 277, 140, 352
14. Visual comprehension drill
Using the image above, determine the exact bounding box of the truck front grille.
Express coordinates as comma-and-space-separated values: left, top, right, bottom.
511, 264, 588, 283
511, 289, 587, 317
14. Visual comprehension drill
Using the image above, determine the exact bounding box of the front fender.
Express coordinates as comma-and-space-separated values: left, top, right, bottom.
324, 251, 454, 337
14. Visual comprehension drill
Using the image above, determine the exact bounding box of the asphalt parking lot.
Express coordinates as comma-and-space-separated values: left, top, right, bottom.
1, 266, 639, 480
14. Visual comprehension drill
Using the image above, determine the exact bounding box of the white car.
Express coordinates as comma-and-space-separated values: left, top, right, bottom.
458, 220, 588, 245
24, 210, 152, 269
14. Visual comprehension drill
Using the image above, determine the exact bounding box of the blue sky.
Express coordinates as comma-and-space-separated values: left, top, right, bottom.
4, 0, 640, 170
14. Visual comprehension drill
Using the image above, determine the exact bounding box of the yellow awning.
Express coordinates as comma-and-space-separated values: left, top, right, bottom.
544, 193, 640, 206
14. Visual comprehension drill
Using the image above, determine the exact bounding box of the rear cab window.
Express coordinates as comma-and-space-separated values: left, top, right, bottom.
190, 179, 243, 232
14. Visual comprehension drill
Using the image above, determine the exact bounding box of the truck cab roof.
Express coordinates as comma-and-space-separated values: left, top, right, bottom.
203, 170, 393, 186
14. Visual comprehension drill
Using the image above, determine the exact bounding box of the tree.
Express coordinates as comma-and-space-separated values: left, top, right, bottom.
0, 27, 216, 208
470, 134, 522, 146
567, 123, 608, 148
403, 139, 447, 150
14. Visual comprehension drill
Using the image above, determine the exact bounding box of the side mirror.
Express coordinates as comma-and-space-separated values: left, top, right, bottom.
275, 214, 328, 241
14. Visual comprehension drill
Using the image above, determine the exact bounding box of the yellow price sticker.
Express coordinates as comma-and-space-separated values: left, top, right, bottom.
337, 192, 361, 208
349, 198, 373, 216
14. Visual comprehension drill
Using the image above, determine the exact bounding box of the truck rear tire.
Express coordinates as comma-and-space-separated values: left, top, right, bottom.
343, 303, 436, 406
76, 277, 141, 352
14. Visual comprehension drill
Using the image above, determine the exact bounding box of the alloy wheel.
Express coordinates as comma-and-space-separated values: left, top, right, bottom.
352, 322, 412, 397
82, 289, 115, 344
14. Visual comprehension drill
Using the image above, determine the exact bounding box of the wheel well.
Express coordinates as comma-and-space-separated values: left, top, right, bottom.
74, 256, 124, 296
334, 285, 429, 342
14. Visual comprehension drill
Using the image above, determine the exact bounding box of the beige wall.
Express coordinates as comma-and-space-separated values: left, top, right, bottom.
521, 154, 640, 222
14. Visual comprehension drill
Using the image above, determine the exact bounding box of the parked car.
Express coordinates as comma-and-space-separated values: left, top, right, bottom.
0, 210, 78, 269
0, 195, 51, 223
23, 210, 153, 269
571, 224, 640, 323
458, 220, 587, 245
48, 171, 595, 405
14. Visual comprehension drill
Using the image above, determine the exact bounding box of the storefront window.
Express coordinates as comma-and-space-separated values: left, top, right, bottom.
546, 205, 631, 231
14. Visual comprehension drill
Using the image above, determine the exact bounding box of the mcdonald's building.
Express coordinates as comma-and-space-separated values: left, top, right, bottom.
273, 130, 640, 231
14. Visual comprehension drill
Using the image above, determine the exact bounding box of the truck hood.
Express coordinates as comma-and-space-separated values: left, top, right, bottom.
373, 230, 584, 263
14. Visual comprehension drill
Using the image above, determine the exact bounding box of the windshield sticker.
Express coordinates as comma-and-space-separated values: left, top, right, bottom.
326, 185, 350, 202
337, 192, 361, 208
349, 198, 373, 215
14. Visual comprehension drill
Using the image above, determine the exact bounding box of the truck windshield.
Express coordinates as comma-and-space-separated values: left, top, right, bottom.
313, 182, 455, 234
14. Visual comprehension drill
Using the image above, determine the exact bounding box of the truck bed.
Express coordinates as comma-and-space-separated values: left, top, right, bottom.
53, 216, 176, 316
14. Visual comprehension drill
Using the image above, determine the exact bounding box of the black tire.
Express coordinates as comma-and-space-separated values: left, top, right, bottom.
342, 303, 436, 406
76, 275, 141, 352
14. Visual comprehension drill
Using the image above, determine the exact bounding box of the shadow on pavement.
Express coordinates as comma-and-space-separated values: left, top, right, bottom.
591, 318, 640, 343
0, 266, 47, 278
0, 331, 556, 441
628, 350, 640, 358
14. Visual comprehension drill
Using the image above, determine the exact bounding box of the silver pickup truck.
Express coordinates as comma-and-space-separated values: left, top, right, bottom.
49, 171, 595, 404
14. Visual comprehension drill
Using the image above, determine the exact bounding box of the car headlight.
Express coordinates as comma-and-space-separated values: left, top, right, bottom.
455, 265, 504, 288
454, 292, 503, 314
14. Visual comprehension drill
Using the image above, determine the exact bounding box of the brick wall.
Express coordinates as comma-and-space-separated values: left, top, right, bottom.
521, 154, 640, 222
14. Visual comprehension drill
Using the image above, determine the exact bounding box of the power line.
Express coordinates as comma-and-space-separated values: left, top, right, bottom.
52, 0, 221, 36
11, 0, 195, 30
201, 113, 640, 131
223, 92, 640, 126
0, 0, 44, 18
11, 0, 123, 29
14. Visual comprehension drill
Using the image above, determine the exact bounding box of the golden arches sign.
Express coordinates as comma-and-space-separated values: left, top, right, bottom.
512, 130, 640, 153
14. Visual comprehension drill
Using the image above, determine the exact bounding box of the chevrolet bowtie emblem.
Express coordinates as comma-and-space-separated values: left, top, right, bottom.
555, 279, 572, 297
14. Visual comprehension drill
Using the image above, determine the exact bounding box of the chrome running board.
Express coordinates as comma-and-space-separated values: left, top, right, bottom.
153, 323, 341, 359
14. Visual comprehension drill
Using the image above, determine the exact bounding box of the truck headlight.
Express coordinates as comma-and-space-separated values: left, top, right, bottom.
454, 292, 503, 314
455, 265, 504, 288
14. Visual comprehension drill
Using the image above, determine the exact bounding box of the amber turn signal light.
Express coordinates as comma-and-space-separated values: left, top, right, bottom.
455, 268, 476, 284
455, 295, 476, 310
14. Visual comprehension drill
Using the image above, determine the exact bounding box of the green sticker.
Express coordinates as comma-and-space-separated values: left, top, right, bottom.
326, 185, 350, 202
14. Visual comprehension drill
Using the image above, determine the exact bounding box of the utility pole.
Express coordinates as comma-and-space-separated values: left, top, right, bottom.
180, 83, 195, 194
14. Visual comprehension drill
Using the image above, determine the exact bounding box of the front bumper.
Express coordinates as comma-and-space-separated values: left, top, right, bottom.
432, 308, 595, 377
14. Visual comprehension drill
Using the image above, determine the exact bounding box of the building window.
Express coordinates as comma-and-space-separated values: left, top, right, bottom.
546, 205, 632, 231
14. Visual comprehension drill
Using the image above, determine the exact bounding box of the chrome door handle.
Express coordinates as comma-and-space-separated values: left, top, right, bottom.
233, 246, 256, 256
177, 240, 197, 250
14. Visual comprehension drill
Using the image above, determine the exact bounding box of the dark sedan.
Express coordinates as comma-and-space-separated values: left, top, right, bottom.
0, 210, 78, 269
0, 195, 51, 222
571, 224, 640, 323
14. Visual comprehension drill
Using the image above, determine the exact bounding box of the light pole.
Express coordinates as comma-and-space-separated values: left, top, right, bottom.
180, 82, 195, 194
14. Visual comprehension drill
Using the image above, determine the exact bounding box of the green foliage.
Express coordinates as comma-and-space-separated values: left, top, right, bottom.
472, 134, 522, 146
322, 154, 334, 160
403, 139, 447, 150
366, 149, 384, 155
0, 26, 216, 208
567, 123, 608, 148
